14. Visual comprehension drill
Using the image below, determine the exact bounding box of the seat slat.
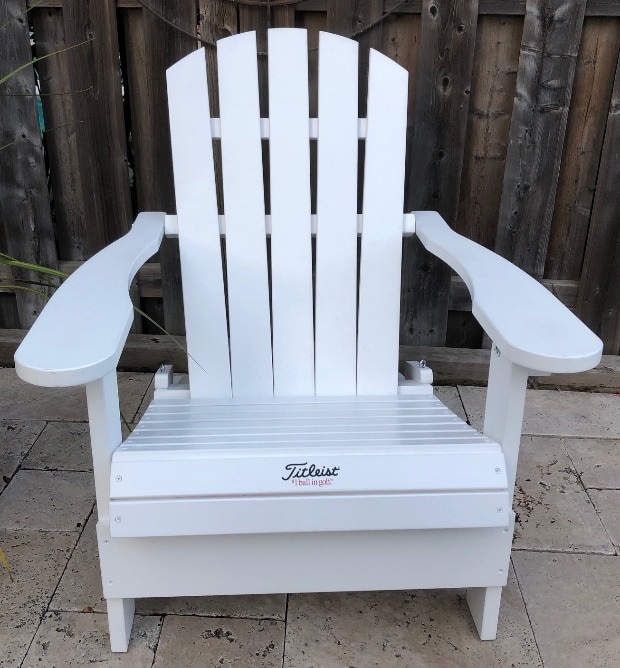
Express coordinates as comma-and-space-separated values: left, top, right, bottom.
268, 29, 314, 397
218, 32, 273, 397
166, 49, 231, 398
357, 50, 409, 395
315, 32, 359, 396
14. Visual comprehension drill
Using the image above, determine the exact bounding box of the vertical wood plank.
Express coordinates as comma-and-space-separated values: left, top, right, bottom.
494, 0, 587, 277
31, 7, 88, 261
357, 50, 408, 395
456, 14, 522, 249
545, 17, 620, 279
400, 0, 480, 346
218, 32, 273, 397
315, 32, 359, 395
62, 0, 133, 248
268, 29, 314, 396
167, 48, 231, 397
198, 0, 238, 219
0, 0, 59, 327
577, 47, 620, 354
124, 2, 197, 335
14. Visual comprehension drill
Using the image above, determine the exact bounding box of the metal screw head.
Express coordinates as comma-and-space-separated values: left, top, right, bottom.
114, 516, 122, 523
496, 507, 503, 513
495, 468, 502, 474
115, 475, 122, 482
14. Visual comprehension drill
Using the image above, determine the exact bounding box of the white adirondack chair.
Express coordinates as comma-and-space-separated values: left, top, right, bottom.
14, 29, 602, 652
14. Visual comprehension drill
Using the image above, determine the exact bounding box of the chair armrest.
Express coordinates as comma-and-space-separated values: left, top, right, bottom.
14, 213, 165, 387
414, 211, 603, 374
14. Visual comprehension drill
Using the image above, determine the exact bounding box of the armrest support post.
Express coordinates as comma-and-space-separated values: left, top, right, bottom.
86, 371, 122, 521
483, 347, 529, 501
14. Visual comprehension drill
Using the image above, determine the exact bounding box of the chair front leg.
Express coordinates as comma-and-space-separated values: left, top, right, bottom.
86, 372, 135, 651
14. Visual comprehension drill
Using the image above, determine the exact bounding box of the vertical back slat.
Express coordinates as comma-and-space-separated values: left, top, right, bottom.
268, 29, 314, 397
315, 31, 359, 395
167, 48, 231, 397
357, 50, 409, 395
218, 32, 273, 397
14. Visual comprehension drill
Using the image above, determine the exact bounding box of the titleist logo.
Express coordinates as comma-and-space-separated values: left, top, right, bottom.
282, 462, 340, 482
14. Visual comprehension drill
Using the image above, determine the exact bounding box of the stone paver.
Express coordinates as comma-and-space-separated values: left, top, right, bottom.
2, 376, 619, 665
284, 567, 541, 668
434, 386, 467, 421
22, 422, 92, 472
513, 436, 614, 554
589, 489, 620, 550
0, 470, 94, 531
52, 513, 287, 619
0, 420, 45, 491
0, 369, 151, 422
0, 529, 76, 667
562, 437, 620, 489
153, 616, 284, 667
22, 612, 160, 667
513, 551, 620, 668
459, 387, 620, 438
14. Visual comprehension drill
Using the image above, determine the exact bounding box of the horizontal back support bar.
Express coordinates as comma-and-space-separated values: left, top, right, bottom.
209, 118, 368, 140
165, 213, 416, 238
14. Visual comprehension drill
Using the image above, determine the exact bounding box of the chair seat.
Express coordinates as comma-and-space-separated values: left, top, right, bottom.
108, 394, 510, 537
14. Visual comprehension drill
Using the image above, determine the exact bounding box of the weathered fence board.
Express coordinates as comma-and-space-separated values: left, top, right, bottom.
545, 17, 620, 280
1, 1, 619, 352
400, 0, 479, 346
578, 46, 620, 354
0, 0, 59, 328
61, 0, 132, 247
123, 2, 198, 335
457, 14, 521, 249
495, 0, 587, 278
31, 8, 88, 261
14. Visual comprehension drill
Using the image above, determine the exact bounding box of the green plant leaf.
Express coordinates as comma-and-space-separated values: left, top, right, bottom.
0, 254, 68, 279
0, 39, 92, 87
2, 278, 58, 289
0, 546, 13, 581
1, 284, 50, 300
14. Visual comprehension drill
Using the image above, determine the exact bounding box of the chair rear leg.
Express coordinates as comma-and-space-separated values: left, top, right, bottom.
466, 586, 502, 640
107, 598, 135, 652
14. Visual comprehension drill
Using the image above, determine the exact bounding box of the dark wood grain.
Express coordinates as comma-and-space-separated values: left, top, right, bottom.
495, 0, 587, 278
457, 15, 521, 249
123, 2, 198, 335
545, 17, 620, 279
577, 47, 620, 354
61, 0, 132, 247
400, 0, 480, 346
31, 8, 89, 262
22, 0, 620, 16
0, 0, 60, 327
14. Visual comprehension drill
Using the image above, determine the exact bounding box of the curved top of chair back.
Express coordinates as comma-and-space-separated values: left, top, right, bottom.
166, 29, 408, 399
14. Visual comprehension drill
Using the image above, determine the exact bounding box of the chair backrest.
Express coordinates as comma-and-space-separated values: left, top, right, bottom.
166, 29, 408, 399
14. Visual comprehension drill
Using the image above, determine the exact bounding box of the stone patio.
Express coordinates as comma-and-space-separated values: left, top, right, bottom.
0, 367, 618, 667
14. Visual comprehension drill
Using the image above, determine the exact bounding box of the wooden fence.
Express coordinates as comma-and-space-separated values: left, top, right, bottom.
1, 0, 619, 355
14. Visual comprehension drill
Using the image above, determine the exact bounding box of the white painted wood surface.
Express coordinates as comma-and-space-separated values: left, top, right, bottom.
166, 49, 231, 398
357, 49, 409, 395
415, 210, 603, 373
314, 31, 359, 395
14, 213, 164, 387
268, 29, 314, 396
97, 519, 513, 599
218, 33, 273, 397
109, 491, 509, 537
164, 212, 417, 238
